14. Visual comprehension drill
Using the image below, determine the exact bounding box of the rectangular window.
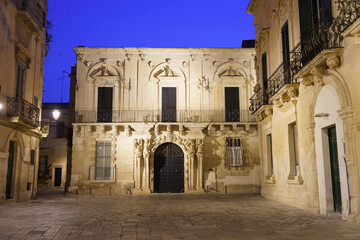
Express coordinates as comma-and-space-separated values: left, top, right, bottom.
261, 52, 268, 91
97, 87, 113, 123
30, 149, 36, 165
266, 134, 273, 176
95, 142, 112, 180
225, 87, 240, 122
15, 63, 25, 98
225, 138, 243, 167
288, 123, 299, 177
162, 87, 177, 122
281, 22, 290, 64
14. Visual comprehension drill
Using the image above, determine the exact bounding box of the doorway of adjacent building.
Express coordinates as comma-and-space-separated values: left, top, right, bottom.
162, 87, 176, 122
54, 168, 62, 187
225, 87, 240, 122
6, 141, 16, 199
328, 127, 342, 213
154, 143, 184, 193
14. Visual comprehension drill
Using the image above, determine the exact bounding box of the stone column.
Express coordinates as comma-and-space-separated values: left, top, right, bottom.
134, 139, 143, 192
142, 139, 151, 193
188, 139, 195, 191
196, 139, 204, 191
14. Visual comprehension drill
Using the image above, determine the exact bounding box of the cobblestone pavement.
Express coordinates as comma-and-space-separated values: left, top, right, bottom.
0, 190, 360, 240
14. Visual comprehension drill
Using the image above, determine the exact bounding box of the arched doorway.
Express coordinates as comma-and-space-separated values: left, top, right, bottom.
154, 143, 184, 193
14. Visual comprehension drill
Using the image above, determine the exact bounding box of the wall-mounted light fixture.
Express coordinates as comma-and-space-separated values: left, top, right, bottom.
0, 103, 3, 110
52, 109, 60, 121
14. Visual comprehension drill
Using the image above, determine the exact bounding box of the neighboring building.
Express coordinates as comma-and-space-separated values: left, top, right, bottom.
0, 0, 48, 203
70, 47, 260, 195
247, 0, 360, 222
39, 103, 70, 188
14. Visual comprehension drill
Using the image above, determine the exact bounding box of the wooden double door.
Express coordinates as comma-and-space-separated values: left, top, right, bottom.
154, 143, 184, 193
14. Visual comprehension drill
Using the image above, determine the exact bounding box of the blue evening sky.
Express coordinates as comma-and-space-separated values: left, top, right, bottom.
43, 0, 254, 103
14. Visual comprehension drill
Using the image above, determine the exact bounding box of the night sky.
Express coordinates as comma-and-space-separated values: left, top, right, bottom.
43, 0, 254, 103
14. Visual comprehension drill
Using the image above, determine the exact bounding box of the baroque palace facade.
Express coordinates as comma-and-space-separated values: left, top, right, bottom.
70, 47, 260, 195
248, 0, 360, 222
0, 0, 48, 203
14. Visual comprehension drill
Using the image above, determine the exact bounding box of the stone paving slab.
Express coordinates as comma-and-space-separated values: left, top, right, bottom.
0, 191, 360, 240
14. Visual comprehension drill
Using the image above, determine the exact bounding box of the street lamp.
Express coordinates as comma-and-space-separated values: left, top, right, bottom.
52, 109, 60, 121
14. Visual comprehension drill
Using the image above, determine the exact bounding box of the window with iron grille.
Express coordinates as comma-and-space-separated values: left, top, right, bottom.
226, 138, 243, 167
96, 142, 112, 180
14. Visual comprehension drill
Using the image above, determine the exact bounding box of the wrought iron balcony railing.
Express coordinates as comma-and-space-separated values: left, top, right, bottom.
89, 166, 116, 181
333, 0, 360, 34
249, 89, 269, 114
268, 62, 299, 99
75, 109, 248, 123
7, 97, 40, 128
290, 18, 343, 76
40, 119, 50, 134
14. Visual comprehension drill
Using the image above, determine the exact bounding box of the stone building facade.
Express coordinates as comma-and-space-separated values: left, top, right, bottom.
70, 47, 260, 195
248, 0, 360, 222
0, 0, 48, 203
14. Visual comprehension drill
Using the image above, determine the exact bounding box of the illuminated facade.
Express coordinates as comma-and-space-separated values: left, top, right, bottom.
70, 47, 260, 195
248, 0, 360, 222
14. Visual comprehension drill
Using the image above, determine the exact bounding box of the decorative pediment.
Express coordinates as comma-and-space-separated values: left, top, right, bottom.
86, 62, 122, 84
149, 63, 186, 84
218, 66, 244, 79
214, 61, 247, 83
153, 65, 179, 79
92, 66, 117, 78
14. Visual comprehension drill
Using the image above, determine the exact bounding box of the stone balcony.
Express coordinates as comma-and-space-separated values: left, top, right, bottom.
12, 0, 46, 32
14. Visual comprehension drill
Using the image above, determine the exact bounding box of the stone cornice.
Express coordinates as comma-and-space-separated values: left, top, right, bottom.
73, 47, 256, 56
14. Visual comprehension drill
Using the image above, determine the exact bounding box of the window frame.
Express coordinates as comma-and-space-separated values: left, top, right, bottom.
225, 138, 243, 167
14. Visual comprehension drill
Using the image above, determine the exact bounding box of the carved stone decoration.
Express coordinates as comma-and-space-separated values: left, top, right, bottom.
148, 61, 155, 68
326, 54, 341, 70
287, 87, 298, 99
272, 0, 288, 24
203, 54, 210, 61
301, 76, 314, 86
134, 139, 143, 190
310, 66, 326, 87
100, 58, 108, 64
337, 107, 354, 120
165, 58, 171, 64
87, 61, 122, 84
355, 33, 360, 45
213, 61, 220, 68
182, 61, 188, 68
117, 60, 124, 68
125, 125, 131, 136
125, 53, 132, 61
218, 66, 243, 78
255, 28, 270, 53
214, 61, 245, 83
243, 61, 250, 69
190, 54, 197, 61
139, 53, 146, 61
